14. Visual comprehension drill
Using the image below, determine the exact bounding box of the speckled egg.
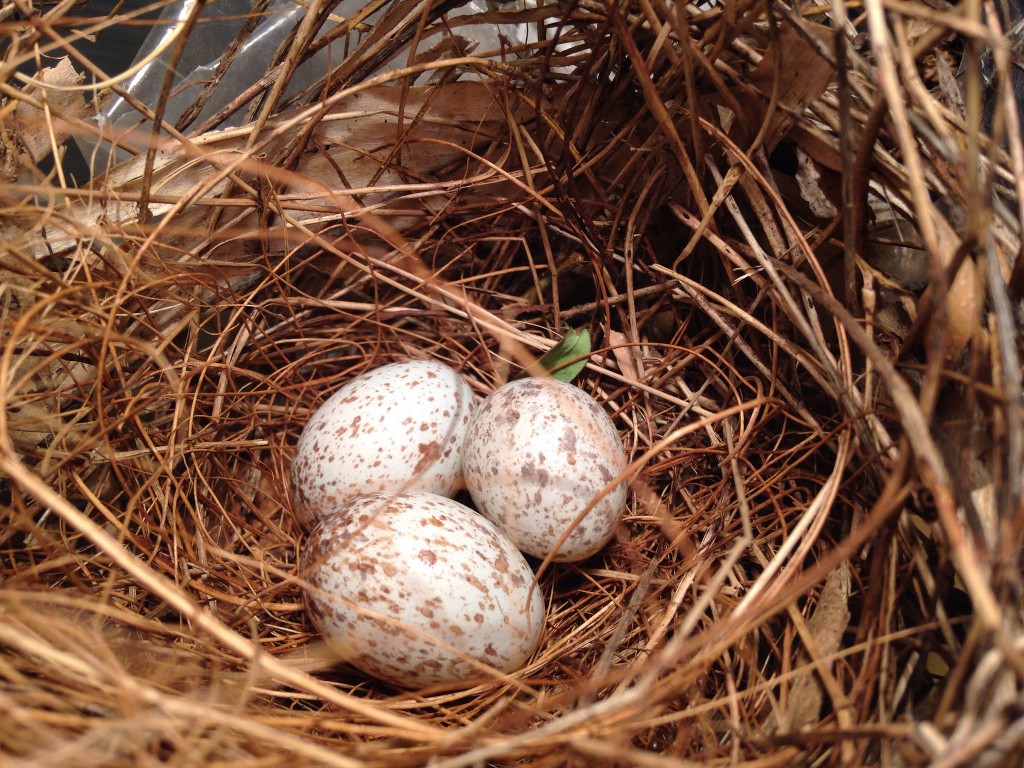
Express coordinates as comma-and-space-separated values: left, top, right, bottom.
290, 360, 475, 527
301, 492, 545, 688
462, 377, 629, 562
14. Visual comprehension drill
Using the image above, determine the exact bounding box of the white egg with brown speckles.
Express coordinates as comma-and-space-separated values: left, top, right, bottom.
462, 377, 629, 562
302, 492, 545, 688
291, 360, 475, 527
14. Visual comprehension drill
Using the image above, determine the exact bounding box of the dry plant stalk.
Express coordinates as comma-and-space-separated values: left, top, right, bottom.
1, 0, 1023, 765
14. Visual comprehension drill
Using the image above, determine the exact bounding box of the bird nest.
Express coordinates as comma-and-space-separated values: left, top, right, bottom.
2, 0, 1023, 765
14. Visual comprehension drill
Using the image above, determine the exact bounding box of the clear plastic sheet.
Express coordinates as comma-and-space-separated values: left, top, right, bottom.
77, 0, 530, 178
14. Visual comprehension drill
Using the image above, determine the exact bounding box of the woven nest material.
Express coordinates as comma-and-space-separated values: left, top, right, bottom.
2, 0, 1024, 765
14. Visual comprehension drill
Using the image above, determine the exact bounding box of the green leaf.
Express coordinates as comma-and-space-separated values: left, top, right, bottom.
536, 328, 591, 383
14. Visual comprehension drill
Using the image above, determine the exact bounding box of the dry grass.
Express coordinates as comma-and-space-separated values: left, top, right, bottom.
1, 0, 1023, 765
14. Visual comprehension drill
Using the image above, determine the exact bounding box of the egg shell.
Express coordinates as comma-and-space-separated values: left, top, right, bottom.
290, 360, 475, 527
301, 492, 545, 688
462, 377, 629, 562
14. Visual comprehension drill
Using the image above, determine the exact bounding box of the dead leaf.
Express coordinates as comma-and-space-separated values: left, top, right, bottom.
865, 213, 930, 291
745, 22, 836, 150
858, 252, 920, 341
782, 563, 851, 732
795, 145, 840, 219
8, 57, 95, 168
788, 122, 844, 173
937, 258, 982, 360
607, 329, 640, 381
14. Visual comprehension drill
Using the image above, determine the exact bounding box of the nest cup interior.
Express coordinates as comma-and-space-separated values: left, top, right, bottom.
2, 0, 1024, 765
